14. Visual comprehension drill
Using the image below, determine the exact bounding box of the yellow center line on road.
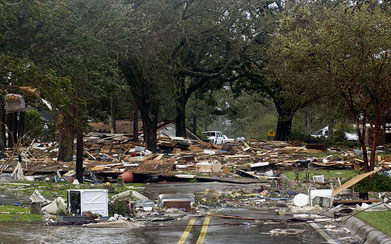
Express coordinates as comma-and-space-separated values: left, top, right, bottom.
177, 217, 197, 244
196, 214, 212, 244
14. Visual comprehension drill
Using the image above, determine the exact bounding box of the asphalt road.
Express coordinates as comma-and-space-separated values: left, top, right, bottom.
0, 209, 329, 244
0, 182, 360, 244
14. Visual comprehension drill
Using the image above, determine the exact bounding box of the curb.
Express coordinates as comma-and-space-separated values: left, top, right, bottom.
342, 216, 391, 244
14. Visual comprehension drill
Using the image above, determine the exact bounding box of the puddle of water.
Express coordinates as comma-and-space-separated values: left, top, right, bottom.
0, 222, 147, 244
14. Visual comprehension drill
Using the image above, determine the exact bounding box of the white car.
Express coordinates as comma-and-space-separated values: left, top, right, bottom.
311, 126, 358, 141
222, 135, 234, 144
203, 131, 224, 145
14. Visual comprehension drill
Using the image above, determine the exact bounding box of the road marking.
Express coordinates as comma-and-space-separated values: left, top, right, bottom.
196, 214, 212, 244
177, 217, 197, 244
310, 223, 338, 244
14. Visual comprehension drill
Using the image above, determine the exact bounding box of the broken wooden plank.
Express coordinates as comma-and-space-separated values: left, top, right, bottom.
225, 155, 251, 159
195, 175, 260, 184
153, 154, 164, 161
85, 150, 97, 160
333, 168, 380, 197
333, 199, 382, 205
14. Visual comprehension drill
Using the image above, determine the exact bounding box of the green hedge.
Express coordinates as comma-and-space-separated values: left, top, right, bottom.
355, 173, 391, 192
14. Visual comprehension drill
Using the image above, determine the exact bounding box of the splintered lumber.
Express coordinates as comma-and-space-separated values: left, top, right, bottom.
91, 166, 106, 171
278, 146, 305, 153
85, 150, 96, 160
133, 159, 176, 174
311, 161, 353, 167
333, 199, 382, 205
153, 154, 164, 160
188, 145, 203, 153
332, 169, 379, 197
225, 155, 251, 159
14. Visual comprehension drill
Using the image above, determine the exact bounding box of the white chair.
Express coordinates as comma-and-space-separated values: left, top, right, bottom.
313, 175, 325, 183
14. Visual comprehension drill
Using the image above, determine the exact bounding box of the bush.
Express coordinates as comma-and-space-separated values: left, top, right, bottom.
25, 110, 44, 141
108, 200, 132, 217
288, 129, 311, 142
327, 123, 359, 148
195, 128, 208, 141
354, 173, 391, 192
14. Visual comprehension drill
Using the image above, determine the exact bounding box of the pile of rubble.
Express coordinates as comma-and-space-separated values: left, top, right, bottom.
1, 133, 391, 184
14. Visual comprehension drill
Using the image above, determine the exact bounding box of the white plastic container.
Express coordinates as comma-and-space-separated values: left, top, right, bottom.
67, 189, 109, 217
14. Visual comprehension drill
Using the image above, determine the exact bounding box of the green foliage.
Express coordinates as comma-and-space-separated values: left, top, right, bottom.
25, 110, 44, 140
276, 1, 391, 167
204, 89, 278, 139
108, 200, 131, 217
43, 119, 57, 142
189, 178, 198, 183
196, 129, 208, 141
327, 123, 359, 148
327, 140, 358, 149
288, 128, 311, 142
333, 123, 354, 141
355, 173, 391, 192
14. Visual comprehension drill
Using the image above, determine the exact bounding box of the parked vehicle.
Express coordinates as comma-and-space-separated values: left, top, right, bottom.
311, 126, 358, 141
222, 135, 235, 144
203, 131, 224, 145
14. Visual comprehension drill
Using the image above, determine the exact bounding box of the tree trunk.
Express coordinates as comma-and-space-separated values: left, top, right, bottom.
355, 117, 369, 172
369, 127, 378, 172
133, 102, 138, 142
0, 99, 5, 150
18, 111, 25, 144
75, 121, 84, 183
369, 112, 383, 172
175, 77, 187, 137
175, 98, 186, 138
305, 112, 310, 134
141, 112, 158, 152
57, 111, 74, 162
119, 56, 160, 152
110, 95, 116, 134
275, 112, 293, 141
12, 112, 17, 145
5, 113, 15, 148
328, 119, 334, 141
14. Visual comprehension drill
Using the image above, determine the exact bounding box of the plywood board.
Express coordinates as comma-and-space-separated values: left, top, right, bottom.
333, 169, 379, 196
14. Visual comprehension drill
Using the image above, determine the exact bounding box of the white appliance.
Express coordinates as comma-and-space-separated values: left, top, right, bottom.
67, 189, 109, 217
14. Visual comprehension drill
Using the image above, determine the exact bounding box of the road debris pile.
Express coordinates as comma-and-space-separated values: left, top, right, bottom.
2, 133, 391, 243
3, 133, 390, 185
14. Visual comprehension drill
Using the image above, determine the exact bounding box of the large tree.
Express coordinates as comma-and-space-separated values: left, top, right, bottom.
275, 1, 391, 171
1, 0, 122, 182
230, 0, 328, 141
119, 0, 276, 138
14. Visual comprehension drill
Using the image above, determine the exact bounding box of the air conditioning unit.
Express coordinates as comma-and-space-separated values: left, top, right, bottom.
67, 189, 109, 217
